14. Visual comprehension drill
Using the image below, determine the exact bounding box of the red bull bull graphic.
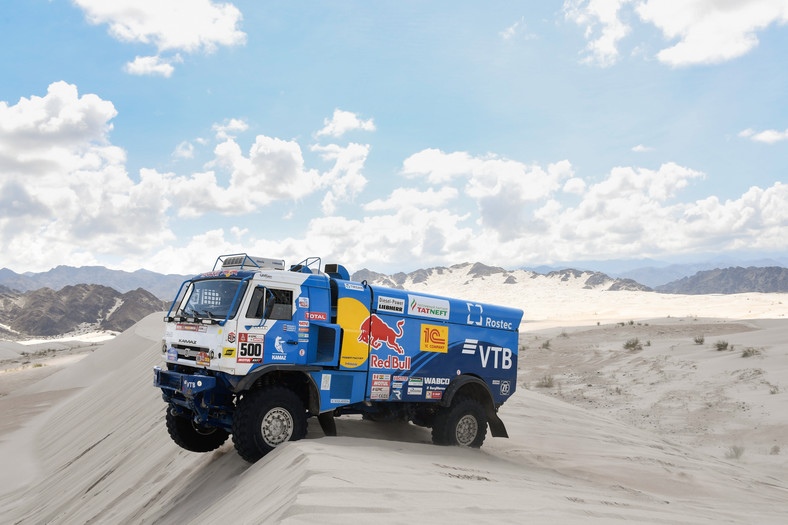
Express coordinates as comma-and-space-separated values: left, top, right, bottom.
358, 314, 405, 354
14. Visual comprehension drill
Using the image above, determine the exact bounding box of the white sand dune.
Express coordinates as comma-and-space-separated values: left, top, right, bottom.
1, 301, 787, 523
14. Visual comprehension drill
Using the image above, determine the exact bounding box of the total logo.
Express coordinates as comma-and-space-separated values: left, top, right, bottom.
461, 339, 513, 369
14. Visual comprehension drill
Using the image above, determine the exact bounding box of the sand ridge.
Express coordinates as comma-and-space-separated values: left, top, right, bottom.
0, 310, 786, 523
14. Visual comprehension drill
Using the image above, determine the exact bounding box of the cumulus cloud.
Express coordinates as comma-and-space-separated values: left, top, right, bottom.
0, 82, 173, 271
173, 141, 195, 159
403, 149, 574, 238
364, 187, 459, 211
74, 0, 246, 75
310, 143, 370, 214
316, 109, 376, 138
632, 144, 653, 152
637, 0, 788, 66
739, 127, 788, 144
565, 0, 788, 67
563, 0, 633, 67
124, 55, 179, 77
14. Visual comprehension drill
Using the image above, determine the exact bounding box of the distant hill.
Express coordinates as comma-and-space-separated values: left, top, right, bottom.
0, 284, 168, 338
353, 262, 651, 293
0, 265, 190, 300
656, 266, 788, 294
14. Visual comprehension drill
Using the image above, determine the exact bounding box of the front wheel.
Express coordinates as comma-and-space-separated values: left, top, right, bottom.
232, 386, 308, 462
431, 397, 488, 448
165, 408, 229, 452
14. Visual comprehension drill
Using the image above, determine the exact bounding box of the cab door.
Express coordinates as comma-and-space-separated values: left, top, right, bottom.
239, 284, 300, 365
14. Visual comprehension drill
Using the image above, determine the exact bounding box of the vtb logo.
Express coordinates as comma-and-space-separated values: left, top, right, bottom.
420, 324, 448, 353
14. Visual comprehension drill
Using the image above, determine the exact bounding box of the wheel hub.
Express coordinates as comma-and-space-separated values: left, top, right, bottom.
455, 414, 478, 446
261, 407, 294, 447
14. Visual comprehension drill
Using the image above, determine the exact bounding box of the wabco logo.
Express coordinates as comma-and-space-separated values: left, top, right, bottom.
420, 324, 448, 353
461, 339, 513, 369
408, 295, 450, 320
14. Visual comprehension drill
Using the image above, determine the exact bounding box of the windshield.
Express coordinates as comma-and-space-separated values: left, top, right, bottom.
176, 279, 248, 320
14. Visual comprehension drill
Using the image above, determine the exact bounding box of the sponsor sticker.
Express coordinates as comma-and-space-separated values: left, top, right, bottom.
298, 297, 309, 308
369, 354, 411, 370
237, 337, 263, 363
299, 321, 309, 328
321, 374, 331, 390
376, 296, 405, 314
407, 295, 450, 320
196, 352, 210, 367
372, 373, 391, 381
500, 381, 511, 395
408, 377, 423, 387
344, 282, 364, 291
306, 311, 328, 321
426, 390, 443, 400
227, 332, 236, 343
330, 398, 351, 404
166, 348, 178, 361
283, 324, 296, 332
420, 324, 448, 353
407, 387, 423, 396
176, 323, 207, 333
223, 347, 236, 357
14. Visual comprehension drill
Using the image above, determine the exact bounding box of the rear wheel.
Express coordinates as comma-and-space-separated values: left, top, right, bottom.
232, 386, 308, 462
431, 397, 487, 448
165, 408, 229, 453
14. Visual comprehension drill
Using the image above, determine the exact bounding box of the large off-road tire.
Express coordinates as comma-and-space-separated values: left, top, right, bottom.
232, 386, 308, 462
431, 397, 488, 448
166, 408, 229, 453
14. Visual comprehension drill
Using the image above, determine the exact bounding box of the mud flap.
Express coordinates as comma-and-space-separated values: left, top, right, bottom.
487, 410, 508, 438
318, 411, 337, 437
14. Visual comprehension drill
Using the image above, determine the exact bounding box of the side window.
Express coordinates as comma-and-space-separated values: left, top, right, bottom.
246, 287, 293, 320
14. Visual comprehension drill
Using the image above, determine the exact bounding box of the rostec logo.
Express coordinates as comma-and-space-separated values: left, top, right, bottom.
461, 339, 513, 369
420, 324, 448, 353
408, 295, 450, 320
466, 303, 483, 326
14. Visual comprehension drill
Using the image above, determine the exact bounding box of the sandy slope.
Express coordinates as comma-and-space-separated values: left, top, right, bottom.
0, 311, 787, 524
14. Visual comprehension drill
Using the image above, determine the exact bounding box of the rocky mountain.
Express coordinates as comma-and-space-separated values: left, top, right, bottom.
0, 284, 168, 338
0, 265, 190, 300
352, 262, 651, 292
656, 266, 788, 294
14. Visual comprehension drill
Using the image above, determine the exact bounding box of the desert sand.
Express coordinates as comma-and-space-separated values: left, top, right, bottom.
1, 288, 787, 523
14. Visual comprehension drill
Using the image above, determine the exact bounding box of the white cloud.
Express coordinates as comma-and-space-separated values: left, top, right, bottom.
563, 177, 587, 194
311, 143, 370, 214
0, 82, 173, 271
637, 0, 788, 66
74, 0, 246, 53
564, 0, 633, 66
364, 187, 459, 211
74, 0, 246, 75
739, 127, 788, 144
632, 144, 653, 152
124, 55, 178, 77
403, 149, 574, 238
500, 17, 536, 41
173, 141, 195, 159
316, 109, 376, 138
212, 118, 249, 140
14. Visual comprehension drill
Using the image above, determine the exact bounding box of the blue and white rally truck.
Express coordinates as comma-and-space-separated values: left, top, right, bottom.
154, 254, 523, 462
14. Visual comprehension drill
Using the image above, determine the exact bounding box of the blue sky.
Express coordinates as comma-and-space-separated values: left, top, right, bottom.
1, 1, 787, 274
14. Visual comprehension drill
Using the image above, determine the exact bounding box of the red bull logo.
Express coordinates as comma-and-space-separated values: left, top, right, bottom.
358, 314, 405, 354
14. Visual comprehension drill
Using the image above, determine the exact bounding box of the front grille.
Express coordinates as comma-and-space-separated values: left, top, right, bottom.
173, 344, 209, 361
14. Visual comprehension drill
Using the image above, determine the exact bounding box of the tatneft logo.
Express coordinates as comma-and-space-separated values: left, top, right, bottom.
420, 324, 448, 353
408, 295, 450, 320
461, 339, 513, 369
